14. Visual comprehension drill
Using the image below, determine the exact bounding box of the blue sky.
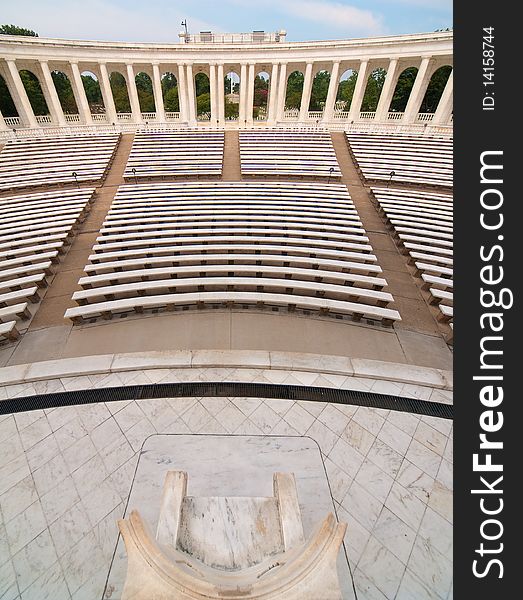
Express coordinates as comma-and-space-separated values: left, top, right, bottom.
1, 0, 452, 42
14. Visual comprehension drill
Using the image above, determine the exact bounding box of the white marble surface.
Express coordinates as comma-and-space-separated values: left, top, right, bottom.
0, 388, 453, 600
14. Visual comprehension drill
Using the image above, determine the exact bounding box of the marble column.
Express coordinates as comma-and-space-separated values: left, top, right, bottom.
275, 61, 288, 122
98, 63, 118, 124
239, 63, 248, 125
403, 56, 433, 123
69, 62, 93, 125
0, 109, 7, 130
126, 64, 142, 123
347, 60, 370, 121
374, 58, 400, 122
185, 63, 197, 124
322, 61, 340, 123
151, 63, 166, 122
432, 69, 453, 125
267, 62, 279, 125
217, 63, 225, 126
38, 61, 66, 126
4, 60, 38, 128
177, 63, 188, 122
299, 62, 314, 122
209, 63, 218, 125
246, 63, 255, 125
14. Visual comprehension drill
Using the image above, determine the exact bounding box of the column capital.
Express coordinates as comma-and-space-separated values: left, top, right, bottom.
38, 59, 49, 66
151, 60, 160, 66
208, 61, 217, 67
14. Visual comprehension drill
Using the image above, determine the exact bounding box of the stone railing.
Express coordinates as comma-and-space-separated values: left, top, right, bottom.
64, 114, 81, 123
92, 113, 108, 122
36, 115, 52, 125
197, 113, 211, 121
165, 112, 180, 120
359, 112, 376, 120
181, 31, 286, 44
308, 111, 323, 120
332, 111, 349, 120
116, 113, 132, 122
387, 112, 404, 120
417, 113, 434, 122
141, 112, 157, 121
3, 116, 21, 127
283, 109, 299, 120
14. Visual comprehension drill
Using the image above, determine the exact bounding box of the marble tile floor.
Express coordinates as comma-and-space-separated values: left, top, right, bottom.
0, 393, 452, 600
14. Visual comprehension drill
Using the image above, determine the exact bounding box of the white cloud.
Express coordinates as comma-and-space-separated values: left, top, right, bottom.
0, 0, 221, 42
284, 1, 384, 35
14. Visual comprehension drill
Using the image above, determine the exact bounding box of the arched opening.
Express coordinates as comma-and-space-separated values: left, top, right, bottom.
0, 74, 19, 118
19, 70, 49, 116
253, 71, 269, 120
51, 71, 78, 114
361, 68, 387, 112
308, 70, 330, 113
162, 72, 179, 113
81, 71, 104, 114
135, 72, 155, 113
389, 67, 418, 113
195, 72, 210, 120
335, 69, 357, 113
420, 65, 452, 113
285, 70, 304, 118
110, 72, 131, 114
224, 71, 240, 120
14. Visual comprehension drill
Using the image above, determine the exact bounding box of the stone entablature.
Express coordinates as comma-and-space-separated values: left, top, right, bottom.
0, 31, 453, 131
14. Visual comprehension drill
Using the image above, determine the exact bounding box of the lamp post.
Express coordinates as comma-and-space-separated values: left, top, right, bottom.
387, 170, 395, 187
72, 171, 79, 188
327, 167, 334, 185
131, 167, 138, 185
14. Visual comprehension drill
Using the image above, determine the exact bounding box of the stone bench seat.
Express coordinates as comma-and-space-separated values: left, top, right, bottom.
0, 320, 19, 342
409, 251, 453, 266
92, 235, 373, 256
1, 251, 60, 270
421, 273, 453, 291
403, 242, 453, 257
71, 276, 394, 308
100, 219, 366, 238
0, 302, 31, 322
0, 215, 82, 236
65, 290, 401, 327
415, 262, 453, 277
85, 249, 381, 273
379, 202, 453, 218
0, 261, 54, 282
429, 288, 453, 306
0, 207, 85, 229
0, 286, 40, 307
389, 218, 453, 234
79, 264, 388, 291
1, 199, 89, 219
398, 233, 453, 249
438, 303, 453, 323
0, 227, 73, 250
0, 241, 66, 261
0, 274, 47, 293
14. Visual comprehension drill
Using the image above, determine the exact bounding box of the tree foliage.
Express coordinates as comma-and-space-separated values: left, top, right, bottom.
51, 71, 78, 114
0, 24, 38, 36
19, 70, 48, 115
110, 72, 130, 113
390, 67, 418, 112
420, 65, 452, 112
0, 75, 18, 117
285, 71, 304, 109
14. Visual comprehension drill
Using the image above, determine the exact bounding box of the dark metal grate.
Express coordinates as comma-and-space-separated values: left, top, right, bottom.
0, 382, 453, 419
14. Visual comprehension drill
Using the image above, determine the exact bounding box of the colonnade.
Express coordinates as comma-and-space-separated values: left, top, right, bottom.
0, 31, 453, 131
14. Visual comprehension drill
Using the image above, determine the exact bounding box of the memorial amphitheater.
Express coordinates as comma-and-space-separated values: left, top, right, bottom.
0, 28, 452, 600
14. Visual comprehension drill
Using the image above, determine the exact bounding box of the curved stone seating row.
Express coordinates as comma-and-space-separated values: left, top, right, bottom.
0, 188, 95, 342
239, 130, 341, 179
371, 186, 453, 329
66, 182, 400, 326
124, 131, 224, 180
0, 134, 120, 192
347, 132, 453, 188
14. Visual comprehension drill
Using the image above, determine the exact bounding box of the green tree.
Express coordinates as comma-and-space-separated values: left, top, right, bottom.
81, 73, 103, 110
224, 97, 239, 119
51, 71, 78, 114
195, 73, 210, 97
135, 72, 155, 112
336, 71, 357, 111
309, 70, 330, 111
0, 24, 38, 36
19, 70, 48, 115
253, 75, 269, 115
360, 68, 386, 112
390, 67, 418, 112
0, 75, 18, 117
420, 65, 452, 113
109, 72, 130, 113
196, 92, 210, 115
163, 86, 179, 112
285, 71, 304, 109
